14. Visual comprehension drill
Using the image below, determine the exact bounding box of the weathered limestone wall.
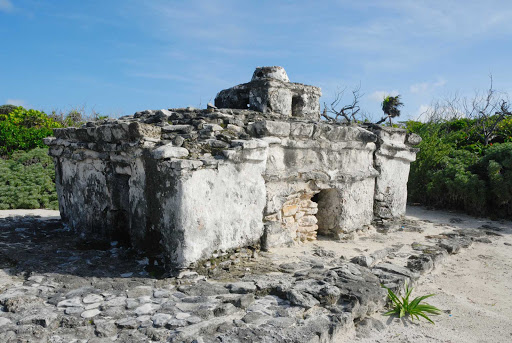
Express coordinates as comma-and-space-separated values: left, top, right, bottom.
47, 122, 272, 268
153, 150, 268, 267
47, 123, 159, 247
368, 125, 420, 222
280, 192, 319, 242
46, 67, 421, 269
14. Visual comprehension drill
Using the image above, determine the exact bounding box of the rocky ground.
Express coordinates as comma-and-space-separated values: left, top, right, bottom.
0, 206, 510, 342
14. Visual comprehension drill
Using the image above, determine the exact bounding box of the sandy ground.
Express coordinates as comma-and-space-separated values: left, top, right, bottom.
270, 206, 512, 343
350, 207, 512, 343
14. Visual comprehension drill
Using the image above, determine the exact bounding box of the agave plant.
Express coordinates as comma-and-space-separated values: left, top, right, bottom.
382, 282, 442, 324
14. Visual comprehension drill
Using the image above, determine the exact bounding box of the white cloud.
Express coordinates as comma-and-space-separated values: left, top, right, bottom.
6, 99, 26, 107
368, 90, 399, 102
410, 78, 446, 94
0, 0, 13, 12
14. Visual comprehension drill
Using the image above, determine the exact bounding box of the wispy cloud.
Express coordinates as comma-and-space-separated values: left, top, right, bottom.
0, 0, 13, 12
322, 1, 512, 73
6, 99, 26, 107
410, 78, 446, 94
368, 90, 399, 103
128, 72, 193, 83
136, 1, 248, 44
208, 46, 288, 58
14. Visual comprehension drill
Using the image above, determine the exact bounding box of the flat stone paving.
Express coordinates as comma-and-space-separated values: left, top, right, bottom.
0, 207, 509, 342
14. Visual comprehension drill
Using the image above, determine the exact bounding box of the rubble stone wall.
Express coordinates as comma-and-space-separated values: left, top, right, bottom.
278, 192, 319, 242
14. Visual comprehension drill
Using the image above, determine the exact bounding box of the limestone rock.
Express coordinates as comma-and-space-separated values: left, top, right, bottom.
286, 289, 320, 309
151, 144, 189, 159
252, 66, 290, 82
81, 309, 101, 318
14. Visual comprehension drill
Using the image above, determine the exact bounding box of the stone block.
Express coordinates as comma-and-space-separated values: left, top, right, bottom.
128, 122, 161, 139
248, 120, 291, 137
298, 215, 318, 226
282, 204, 299, 216
162, 125, 194, 134
290, 122, 314, 138
152, 144, 189, 159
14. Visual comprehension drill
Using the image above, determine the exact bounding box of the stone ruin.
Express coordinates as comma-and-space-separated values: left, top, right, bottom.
45, 66, 421, 269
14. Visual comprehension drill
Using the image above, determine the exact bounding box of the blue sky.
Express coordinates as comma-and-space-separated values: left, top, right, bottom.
2, 0, 512, 121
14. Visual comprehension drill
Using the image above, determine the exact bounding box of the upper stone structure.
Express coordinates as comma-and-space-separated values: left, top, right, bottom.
45, 67, 421, 269
215, 66, 322, 121
252, 66, 290, 82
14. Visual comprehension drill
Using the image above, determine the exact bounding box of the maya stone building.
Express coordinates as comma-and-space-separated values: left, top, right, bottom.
45, 66, 420, 269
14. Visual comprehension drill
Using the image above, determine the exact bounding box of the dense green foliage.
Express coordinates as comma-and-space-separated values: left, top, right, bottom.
0, 148, 58, 210
0, 104, 18, 115
0, 106, 62, 156
0, 104, 110, 210
407, 116, 512, 218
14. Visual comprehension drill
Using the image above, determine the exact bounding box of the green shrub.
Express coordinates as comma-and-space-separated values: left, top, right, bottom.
0, 148, 58, 210
476, 143, 512, 217
407, 121, 454, 203
48, 107, 109, 128
426, 150, 487, 215
408, 116, 512, 218
0, 104, 17, 115
0, 107, 62, 155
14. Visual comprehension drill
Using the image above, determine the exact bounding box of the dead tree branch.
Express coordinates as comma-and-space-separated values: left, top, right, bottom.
322, 85, 363, 124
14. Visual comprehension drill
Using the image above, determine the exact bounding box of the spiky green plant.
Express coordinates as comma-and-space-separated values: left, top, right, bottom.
382, 282, 442, 324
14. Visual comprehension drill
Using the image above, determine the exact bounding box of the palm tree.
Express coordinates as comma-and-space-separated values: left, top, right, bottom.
379, 95, 404, 126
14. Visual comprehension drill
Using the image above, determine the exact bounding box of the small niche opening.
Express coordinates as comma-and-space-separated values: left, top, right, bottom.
291, 95, 304, 117
110, 174, 131, 246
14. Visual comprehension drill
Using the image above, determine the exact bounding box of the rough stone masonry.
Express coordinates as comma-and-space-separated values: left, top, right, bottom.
44, 66, 421, 269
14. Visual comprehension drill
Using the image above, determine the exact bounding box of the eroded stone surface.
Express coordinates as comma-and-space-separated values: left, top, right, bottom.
0, 214, 501, 342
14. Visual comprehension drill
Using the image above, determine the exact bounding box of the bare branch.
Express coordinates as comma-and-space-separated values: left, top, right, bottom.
425, 74, 510, 145
323, 84, 363, 124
